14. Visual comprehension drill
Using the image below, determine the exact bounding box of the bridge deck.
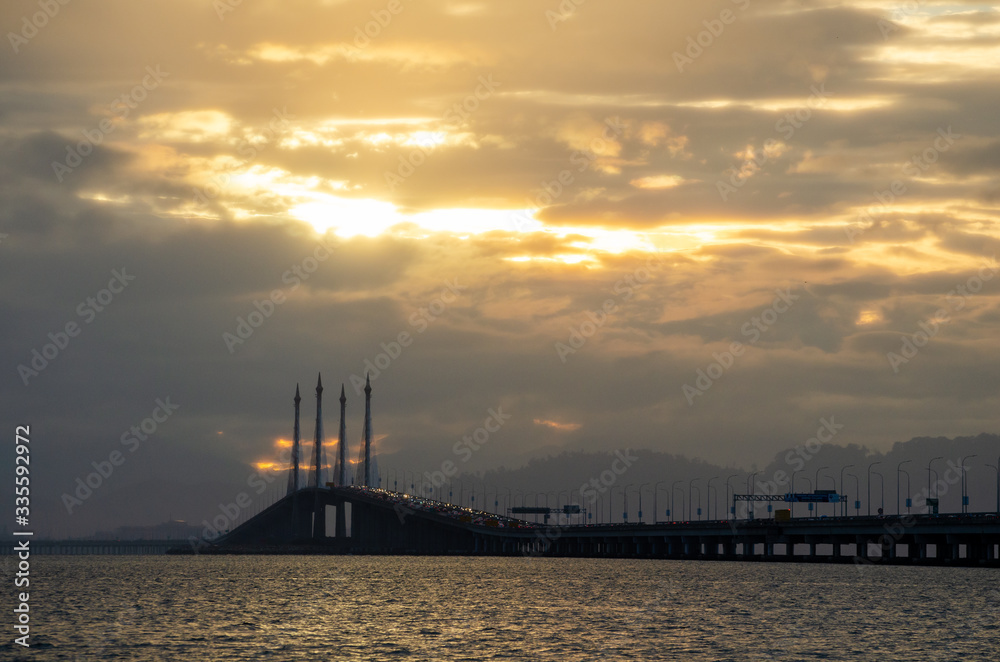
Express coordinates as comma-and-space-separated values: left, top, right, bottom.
175, 487, 1000, 566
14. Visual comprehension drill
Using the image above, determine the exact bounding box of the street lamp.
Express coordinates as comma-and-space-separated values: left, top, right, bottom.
815, 466, 829, 516
847, 473, 860, 516
689, 478, 701, 521
960, 455, 977, 514
988, 462, 999, 514
747, 472, 760, 520
799, 477, 814, 517
622, 485, 631, 523
897, 460, 912, 515
726, 474, 739, 519
670, 480, 683, 521
867, 461, 883, 516
672, 483, 685, 522
637, 483, 650, 523
612, 485, 625, 524
872, 471, 884, 515
692, 484, 702, 520
707, 476, 719, 520
791, 469, 807, 518
655, 480, 670, 523
840, 465, 854, 517
927, 456, 944, 507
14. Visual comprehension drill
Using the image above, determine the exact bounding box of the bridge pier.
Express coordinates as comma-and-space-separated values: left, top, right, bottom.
884, 536, 895, 560
334, 498, 347, 539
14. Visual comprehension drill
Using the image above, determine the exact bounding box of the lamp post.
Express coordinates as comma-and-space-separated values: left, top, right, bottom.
791, 469, 805, 518
637, 483, 650, 523
847, 473, 860, 516
867, 461, 883, 516
872, 471, 884, 515
622, 485, 632, 524
896, 460, 912, 515
672, 484, 685, 523
726, 474, 739, 520
692, 484, 702, 520
655, 480, 670, 523
747, 472, 760, 520
670, 480, 683, 522
800, 477, 814, 517
840, 465, 854, 517
689, 478, 701, 521
612, 485, 625, 524
988, 462, 999, 514
927, 455, 944, 506
960, 455, 977, 514
903, 466, 912, 513
815, 466, 829, 516
707, 476, 719, 520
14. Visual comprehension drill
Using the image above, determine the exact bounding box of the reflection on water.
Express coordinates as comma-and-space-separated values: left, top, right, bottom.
4, 556, 998, 661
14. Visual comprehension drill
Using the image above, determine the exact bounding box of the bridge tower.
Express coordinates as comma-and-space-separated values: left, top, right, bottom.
335, 384, 348, 539
364, 374, 373, 487
312, 373, 326, 539
289, 384, 302, 538
287, 384, 301, 496
337, 385, 348, 487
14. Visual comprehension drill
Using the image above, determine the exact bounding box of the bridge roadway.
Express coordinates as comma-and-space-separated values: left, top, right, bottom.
203, 487, 1000, 566
0, 539, 181, 555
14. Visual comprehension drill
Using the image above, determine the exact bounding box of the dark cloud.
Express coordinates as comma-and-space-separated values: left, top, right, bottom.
2, 0, 1000, 536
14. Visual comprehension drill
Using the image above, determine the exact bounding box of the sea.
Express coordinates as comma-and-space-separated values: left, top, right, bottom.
4, 556, 998, 661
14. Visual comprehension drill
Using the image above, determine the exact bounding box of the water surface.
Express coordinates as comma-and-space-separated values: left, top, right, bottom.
5, 556, 998, 660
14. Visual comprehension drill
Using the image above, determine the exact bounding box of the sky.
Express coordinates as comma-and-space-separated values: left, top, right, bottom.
3, 0, 1000, 536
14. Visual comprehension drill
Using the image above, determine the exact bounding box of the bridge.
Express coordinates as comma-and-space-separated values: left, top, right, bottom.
162, 375, 993, 565
176, 485, 1000, 566
0, 539, 180, 555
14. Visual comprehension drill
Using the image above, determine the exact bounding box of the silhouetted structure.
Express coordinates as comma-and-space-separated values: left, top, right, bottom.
287, 384, 301, 495
363, 374, 373, 487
